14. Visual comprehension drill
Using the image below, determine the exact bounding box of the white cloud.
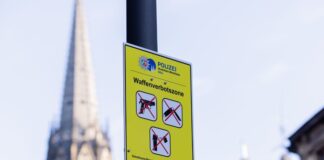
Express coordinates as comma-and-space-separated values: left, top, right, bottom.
193, 77, 216, 98
259, 63, 290, 84
295, 0, 324, 25
162, 0, 196, 6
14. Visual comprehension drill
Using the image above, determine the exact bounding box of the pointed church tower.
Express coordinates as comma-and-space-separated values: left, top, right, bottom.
47, 0, 112, 159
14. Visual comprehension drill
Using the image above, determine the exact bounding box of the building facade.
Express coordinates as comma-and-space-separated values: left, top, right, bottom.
288, 107, 324, 160
46, 0, 112, 159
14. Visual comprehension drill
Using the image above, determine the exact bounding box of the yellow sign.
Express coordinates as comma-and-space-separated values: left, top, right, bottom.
124, 43, 194, 160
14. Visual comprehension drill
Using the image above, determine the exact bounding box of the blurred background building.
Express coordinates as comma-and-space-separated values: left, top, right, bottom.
288, 107, 324, 160
46, 0, 112, 159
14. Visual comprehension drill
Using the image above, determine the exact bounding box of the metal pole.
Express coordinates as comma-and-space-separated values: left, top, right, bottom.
127, 0, 158, 51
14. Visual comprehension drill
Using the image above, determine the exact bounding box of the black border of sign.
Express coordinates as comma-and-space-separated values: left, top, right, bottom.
149, 126, 171, 157
124, 43, 194, 160
162, 98, 183, 128
136, 90, 158, 122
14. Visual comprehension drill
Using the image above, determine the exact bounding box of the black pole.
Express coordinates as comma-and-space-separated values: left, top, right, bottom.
127, 0, 158, 51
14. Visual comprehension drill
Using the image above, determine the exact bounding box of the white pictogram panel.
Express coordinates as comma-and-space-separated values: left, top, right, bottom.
150, 127, 171, 157
136, 91, 157, 121
162, 99, 183, 128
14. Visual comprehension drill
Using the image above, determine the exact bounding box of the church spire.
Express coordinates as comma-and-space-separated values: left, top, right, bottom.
60, 0, 99, 136
47, 0, 112, 159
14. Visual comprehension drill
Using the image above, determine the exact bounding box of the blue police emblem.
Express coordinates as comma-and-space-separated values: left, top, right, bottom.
139, 56, 156, 71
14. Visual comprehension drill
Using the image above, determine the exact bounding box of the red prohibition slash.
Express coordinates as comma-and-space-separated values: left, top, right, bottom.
164, 100, 181, 126
137, 93, 156, 119
151, 129, 169, 154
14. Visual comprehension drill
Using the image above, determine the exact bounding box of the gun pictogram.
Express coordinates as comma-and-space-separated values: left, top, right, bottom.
139, 98, 155, 114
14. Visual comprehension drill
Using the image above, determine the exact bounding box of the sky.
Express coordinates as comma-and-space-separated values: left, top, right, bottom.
0, 0, 324, 159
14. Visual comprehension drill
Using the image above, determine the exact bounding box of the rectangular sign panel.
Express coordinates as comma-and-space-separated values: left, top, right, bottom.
124, 43, 194, 160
